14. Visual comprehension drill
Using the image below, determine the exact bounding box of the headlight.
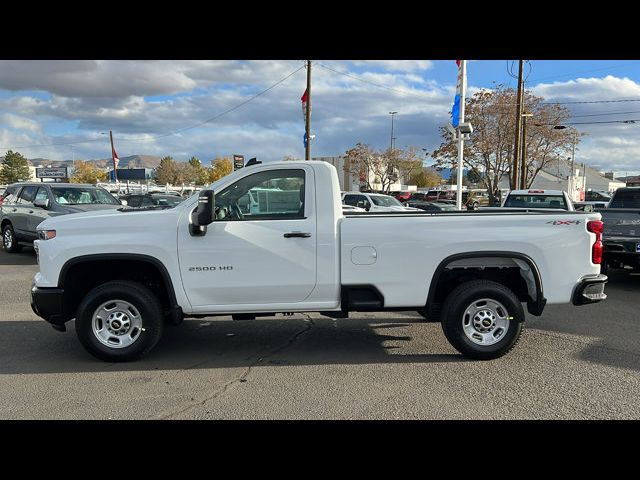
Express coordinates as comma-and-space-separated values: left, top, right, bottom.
37, 230, 56, 240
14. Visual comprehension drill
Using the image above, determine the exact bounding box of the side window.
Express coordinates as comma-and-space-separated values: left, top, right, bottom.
127, 197, 142, 207
343, 194, 360, 206
34, 187, 49, 206
140, 197, 154, 207
215, 169, 305, 221
17, 186, 38, 204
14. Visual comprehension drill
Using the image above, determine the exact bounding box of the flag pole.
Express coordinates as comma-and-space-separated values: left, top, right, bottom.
456, 60, 467, 211
305, 60, 311, 160
109, 130, 118, 182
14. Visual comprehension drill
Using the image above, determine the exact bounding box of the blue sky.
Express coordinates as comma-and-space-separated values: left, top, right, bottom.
1, 60, 640, 176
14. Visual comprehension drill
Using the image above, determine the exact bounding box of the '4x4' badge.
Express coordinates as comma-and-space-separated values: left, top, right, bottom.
546, 220, 581, 225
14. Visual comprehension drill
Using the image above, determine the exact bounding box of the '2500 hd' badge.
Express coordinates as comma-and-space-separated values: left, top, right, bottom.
188, 266, 233, 271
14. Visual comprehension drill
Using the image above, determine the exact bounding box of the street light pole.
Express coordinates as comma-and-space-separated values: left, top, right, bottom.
389, 112, 397, 150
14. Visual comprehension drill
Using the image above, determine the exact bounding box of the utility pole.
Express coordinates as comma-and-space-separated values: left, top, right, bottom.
109, 130, 118, 182
389, 111, 398, 150
305, 60, 311, 161
512, 60, 524, 189
519, 112, 532, 189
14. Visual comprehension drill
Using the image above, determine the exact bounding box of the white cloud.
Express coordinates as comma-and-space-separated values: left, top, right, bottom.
0, 113, 42, 132
350, 60, 433, 72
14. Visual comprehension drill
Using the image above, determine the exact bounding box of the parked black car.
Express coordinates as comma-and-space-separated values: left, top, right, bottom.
0, 182, 122, 252
119, 193, 184, 208
405, 200, 458, 212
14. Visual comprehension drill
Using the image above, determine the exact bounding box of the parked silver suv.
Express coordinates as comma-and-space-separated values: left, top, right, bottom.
0, 182, 122, 253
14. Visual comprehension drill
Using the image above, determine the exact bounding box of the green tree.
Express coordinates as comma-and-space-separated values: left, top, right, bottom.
70, 160, 107, 184
185, 156, 209, 185
466, 168, 482, 184
0, 150, 31, 184
154, 156, 179, 185
208, 157, 233, 182
410, 167, 442, 188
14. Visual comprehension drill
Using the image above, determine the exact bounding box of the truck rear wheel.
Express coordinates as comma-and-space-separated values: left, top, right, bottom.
440, 280, 524, 360
75, 281, 164, 362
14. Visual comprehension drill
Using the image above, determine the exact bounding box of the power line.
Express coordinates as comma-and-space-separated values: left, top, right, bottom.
538, 119, 640, 126
542, 99, 640, 105
568, 109, 640, 118
0, 63, 306, 150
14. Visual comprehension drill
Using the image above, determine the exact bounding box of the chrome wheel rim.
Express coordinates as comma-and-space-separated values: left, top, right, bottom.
3, 229, 12, 249
462, 298, 509, 346
92, 299, 143, 349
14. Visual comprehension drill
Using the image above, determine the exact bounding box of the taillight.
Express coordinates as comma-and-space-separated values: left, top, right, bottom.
587, 220, 603, 264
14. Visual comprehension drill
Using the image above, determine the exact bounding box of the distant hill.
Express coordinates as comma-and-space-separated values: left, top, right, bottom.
25, 155, 162, 169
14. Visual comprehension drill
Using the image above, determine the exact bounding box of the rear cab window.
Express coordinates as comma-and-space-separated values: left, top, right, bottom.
505, 194, 567, 209
610, 189, 640, 208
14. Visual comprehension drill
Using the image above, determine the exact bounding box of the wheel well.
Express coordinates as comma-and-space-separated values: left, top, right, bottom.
427, 254, 543, 317
60, 258, 176, 320
1, 219, 11, 230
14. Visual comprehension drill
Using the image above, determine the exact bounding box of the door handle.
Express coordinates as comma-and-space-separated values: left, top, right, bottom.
284, 232, 311, 238
29, 210, 34, 214
11, 208, 17, 212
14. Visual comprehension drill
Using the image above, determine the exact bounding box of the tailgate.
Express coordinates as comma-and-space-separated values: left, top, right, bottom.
601, 209, 640, 254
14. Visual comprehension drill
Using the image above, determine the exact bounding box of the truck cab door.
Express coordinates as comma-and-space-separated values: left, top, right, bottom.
29, 186, 53, 237
13, 185, 38, 239
177, 166, 318, 308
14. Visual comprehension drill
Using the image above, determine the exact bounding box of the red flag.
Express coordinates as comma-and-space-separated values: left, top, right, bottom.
112, 144, 119, 169
455, 59, 461, 67
301, 88, 308, 120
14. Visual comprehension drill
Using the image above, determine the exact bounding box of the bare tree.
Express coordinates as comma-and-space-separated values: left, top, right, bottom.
431, 85, 578, 191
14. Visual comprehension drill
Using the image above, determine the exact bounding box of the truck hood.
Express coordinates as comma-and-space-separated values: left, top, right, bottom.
38, 206, 179, 230
59, 204, 122, 214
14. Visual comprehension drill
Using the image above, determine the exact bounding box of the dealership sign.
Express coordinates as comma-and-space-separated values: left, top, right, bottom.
233, 154, 245, 171
36, 167, 68, 179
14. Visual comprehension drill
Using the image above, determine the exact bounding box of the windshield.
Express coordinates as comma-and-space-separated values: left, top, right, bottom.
51, 186, 120, 205
153, 195, 185, 207
370, 195, 403, 207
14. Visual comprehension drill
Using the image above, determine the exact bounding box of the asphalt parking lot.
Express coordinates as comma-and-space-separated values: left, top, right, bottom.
1, 247, 639, 419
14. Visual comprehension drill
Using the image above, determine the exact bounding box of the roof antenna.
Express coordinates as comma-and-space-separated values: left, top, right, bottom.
245, 157, 261, 167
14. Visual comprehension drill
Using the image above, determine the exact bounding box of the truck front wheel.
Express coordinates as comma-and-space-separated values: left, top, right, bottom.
75, 281, 164, 362
440, 280, 524, 360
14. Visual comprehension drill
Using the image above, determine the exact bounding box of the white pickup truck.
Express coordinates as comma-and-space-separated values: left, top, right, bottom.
30, 161, 608, 362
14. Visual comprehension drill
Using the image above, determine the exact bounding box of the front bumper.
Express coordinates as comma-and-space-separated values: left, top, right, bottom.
572, 274, 608, 306
30, 284, 68, 328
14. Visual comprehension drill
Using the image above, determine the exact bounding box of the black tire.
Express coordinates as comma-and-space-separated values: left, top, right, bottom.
2, 224, 22, 253
440, 280, 524, 360
416, 305, 441, 322
75, 280, 164, 362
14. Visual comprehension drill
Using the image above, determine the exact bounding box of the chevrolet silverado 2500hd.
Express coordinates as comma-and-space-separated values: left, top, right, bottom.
30, 161, 608, 362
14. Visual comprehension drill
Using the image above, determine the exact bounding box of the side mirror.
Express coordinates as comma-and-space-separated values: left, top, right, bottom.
364, 200, 371, 211
34, 198, 49, 209
584, 204, 594, 212
191, 190, 215, 236
120, 199, 128, 206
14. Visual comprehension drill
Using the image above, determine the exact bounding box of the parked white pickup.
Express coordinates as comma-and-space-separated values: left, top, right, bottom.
31, 161, 607, 362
